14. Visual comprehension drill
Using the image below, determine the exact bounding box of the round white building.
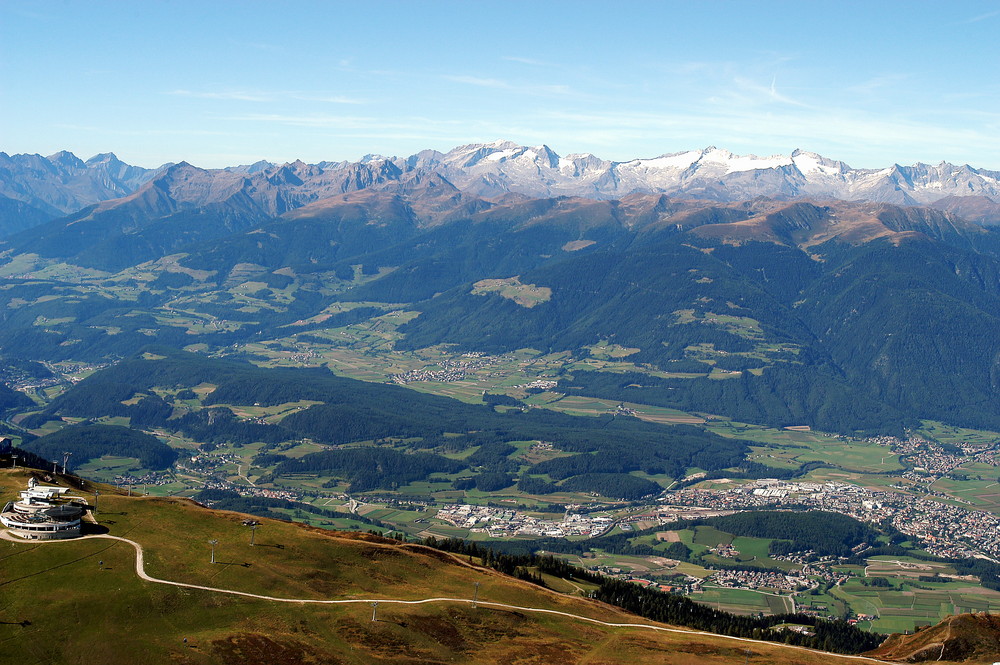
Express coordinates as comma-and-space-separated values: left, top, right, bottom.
1, 477, 87, 540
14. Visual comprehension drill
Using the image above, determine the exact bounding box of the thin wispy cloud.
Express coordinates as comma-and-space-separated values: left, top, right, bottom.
845, 74, 911, 96
225, 113, 462, 132
169, 89, 275, 102
959, 9, 1000, 23
730, 76, 812, 108
291, 94, 365, 104
444, 75, 574, 97
227, 38, 283, 52
54, 123, 236, 137
502, 56, 552, 67
445, 75, 511, 89
167, 90, 365, 104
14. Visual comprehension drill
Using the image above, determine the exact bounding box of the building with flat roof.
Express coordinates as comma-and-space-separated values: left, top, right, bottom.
1, 476, 87, 540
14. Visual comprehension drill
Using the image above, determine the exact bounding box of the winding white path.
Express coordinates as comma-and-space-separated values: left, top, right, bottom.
1, 531, 896, 664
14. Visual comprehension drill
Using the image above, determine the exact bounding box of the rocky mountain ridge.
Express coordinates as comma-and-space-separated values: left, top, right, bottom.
4, 143, 1000, 232
0, 150, 161, 217
395, 141, 1000, 206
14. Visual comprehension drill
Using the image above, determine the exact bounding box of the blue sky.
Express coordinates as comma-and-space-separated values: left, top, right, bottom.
2, 1, 999, 169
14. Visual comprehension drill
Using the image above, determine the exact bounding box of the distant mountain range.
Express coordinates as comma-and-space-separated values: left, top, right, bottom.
398, 141, 1000, 207
3, 142, 1000, 238
0, 150, 160, 217
5, 142, 1000, 436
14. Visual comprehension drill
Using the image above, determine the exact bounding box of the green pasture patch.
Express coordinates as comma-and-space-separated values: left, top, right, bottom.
221, 399, 324, 421
471, 276, 552, 308
672, 309, 698, 324
624, 403, 706, 425
932, 474, 1000, 513
272, 440, 328, 458
405, 380, 489, 405
691, 587, 772, 614
96, 416, 132, 427
865, 556, 951, 570
26, 262, 110, 281
706, 421, 830, 446
672, 561, 712, 577
27, 418, 67, 437
33, 315, 75, 327
508, 440, 543, 459
420, 524, 471, 539
692, 526, 733, 548
744, 446, 803, 470
73, 455, 149, 481
676, 528, 706, 553
363, 508, 425, 524
395, 480, 445, 496
539, 394, 618, 417
0, 252, 51, 277
873, 589, 916, 607
701, 312, 764, 339
766, 595, 795, 614
707, 368, 743, 380
788, 439, 901, 473
41, 384, 67, 399
585, 342, 640, 360
144, 480, 193, 496
916, 420, 1000, 446
730, 536, 775, 561
870, 615, 923, 634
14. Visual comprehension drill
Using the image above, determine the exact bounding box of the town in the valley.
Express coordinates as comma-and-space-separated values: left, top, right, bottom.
140, 429, 1000, 628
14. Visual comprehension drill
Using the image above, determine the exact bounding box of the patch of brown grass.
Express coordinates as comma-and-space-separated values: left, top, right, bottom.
211, 633, 341, 665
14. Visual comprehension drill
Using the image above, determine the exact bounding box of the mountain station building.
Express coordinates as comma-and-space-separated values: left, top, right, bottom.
1, 477, 87, 540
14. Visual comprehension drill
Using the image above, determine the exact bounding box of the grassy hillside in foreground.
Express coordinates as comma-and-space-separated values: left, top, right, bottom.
0, 468, 894, 665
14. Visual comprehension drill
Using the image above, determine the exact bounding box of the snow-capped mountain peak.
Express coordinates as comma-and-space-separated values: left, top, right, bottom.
409, 142, 1000, 204
7, 143, 1000, 216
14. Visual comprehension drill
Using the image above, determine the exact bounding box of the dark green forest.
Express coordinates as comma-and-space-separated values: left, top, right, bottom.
23, 424, 177, 470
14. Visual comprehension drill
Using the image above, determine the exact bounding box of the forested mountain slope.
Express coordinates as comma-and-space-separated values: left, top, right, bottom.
1, 179, 1000, 435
